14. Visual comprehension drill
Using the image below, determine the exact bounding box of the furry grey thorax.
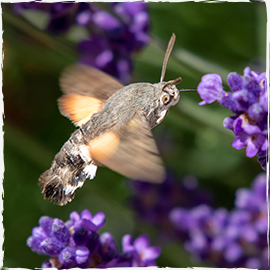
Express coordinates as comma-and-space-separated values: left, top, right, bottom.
82, 81, 179, 139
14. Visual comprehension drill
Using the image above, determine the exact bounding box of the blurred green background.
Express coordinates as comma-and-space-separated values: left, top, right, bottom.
2, 1, 266, 268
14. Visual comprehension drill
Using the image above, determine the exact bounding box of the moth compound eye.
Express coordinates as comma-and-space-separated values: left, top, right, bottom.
161, 94, 172, 105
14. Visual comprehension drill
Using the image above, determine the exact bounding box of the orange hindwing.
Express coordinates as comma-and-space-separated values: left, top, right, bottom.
58, 94, 102, 127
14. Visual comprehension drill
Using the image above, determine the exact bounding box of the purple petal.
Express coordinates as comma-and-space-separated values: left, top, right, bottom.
190, 204, 212, 221
227, 72, 243, 92
142, 246, 161, 260
51, 218, 70, 243
100, 232, 114, 244
229, 210, 251, 225
248, 102, 266, 121
169, 208, 195, 231
122, 234, 134, 253
246, 258, 261, 269
198, 100, 207, 106
92, 212, 106, 226
220, 92, 238, 111
243, 77, 261, 99
235, 188, 252, 209
39, 216, 53, 236
32, 227, 47, 239
76, 246, 90, 264
122, 2, 147, 17
233, 117, 243, 135
197, 74, 224, 105
232, 89, 249, 111
189, 230, 207, 250
95, 50, 113, 68
59, 247, 76, 265
41, 260, 52, 268
224, 243, 242, 262
246, 139, 259, 157
70, 211, 80, 222
256, 71, 266, 83
92, 11, 121, 31
252, 173, 267, 197
76, 219, 98, 232
211, 236, 226, 252
76, 10, 91, 25
260, 88, 268, 111
232, 135, 246, 150
131, 12, 149, 33
81, 209, 92, 220
134, 234, 149, 251
255, 214, 268, 233
100, 232, 118, 253
257, 150, 268, 171
243, 66, 251, 77
261, 138, 268, 151
223, 117, 234, 130
40, 238, 65, 256
241, 225, 257, 242
242, 123, 261, 135
27, 236, 44, 254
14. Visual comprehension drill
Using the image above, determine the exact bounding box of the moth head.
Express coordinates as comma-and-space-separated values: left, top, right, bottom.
149, 77, 182, 127
160, 77, 182, 108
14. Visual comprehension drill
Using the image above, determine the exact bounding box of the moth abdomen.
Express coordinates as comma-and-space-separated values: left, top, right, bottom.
39, 130, 98, 205
39, 168, 74, 206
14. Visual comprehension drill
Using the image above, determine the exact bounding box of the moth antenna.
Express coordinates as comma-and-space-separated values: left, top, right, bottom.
162, 77, 182, 90
160, 33, 176, 83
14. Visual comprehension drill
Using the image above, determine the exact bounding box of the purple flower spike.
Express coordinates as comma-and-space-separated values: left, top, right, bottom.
14, 2, 150, 83
197, 74, 224, 105
28, 209, 161, 268
197, 67, 268, 170
168, 173, 268, 269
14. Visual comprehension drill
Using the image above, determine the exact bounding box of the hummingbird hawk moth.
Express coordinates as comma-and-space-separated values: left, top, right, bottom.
39, 33, 188, 205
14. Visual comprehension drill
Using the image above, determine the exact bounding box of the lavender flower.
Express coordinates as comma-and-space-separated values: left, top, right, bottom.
14, 2, 150, 83
78, 2, 149, 84
197, 67, 269, 170
169, 173, 268, 269
27, 209, 161, 268
129, 172, 213, 241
